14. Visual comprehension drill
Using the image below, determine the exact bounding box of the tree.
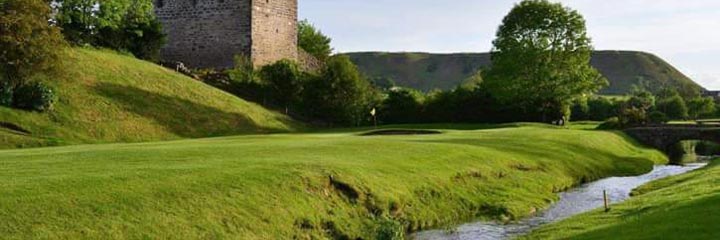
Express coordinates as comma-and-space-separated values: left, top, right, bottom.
380, 88, 424, 124
298, 19, 333, 61
54, 0, 165, 60
656, 95, 688, 120
0, 0, 65, 87
618, 90, 656, 126
302, 55, 379, 126
260, 59, 304, 114
54, 0, 98, 45
687, 97, 716, 119
483, 0, 606, 122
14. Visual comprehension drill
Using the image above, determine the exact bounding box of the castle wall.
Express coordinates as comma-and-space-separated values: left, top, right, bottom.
155, 0, 252, 69
251, 0, 298, 67
156, 0, 298, 69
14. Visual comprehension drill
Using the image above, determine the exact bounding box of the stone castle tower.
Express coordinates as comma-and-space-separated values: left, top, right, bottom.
155, 0, 298, 69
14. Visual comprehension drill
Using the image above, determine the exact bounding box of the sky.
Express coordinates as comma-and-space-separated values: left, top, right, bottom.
298, 0, 720, 89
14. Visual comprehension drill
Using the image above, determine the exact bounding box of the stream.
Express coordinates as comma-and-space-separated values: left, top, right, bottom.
414, 163, 707, 240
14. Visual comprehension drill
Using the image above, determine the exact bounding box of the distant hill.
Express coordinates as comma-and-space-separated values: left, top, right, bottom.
0, 48, 299, 149
346, 51, 705, 96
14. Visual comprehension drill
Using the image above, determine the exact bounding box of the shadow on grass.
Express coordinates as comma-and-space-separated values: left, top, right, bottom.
94, 83, 292, 138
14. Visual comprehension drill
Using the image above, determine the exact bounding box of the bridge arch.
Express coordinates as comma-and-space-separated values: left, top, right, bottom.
624, 125, 720, 162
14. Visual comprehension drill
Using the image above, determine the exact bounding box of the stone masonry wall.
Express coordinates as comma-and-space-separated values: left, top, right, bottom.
156, 0, 297, 69
156, 0, 252, 69
251, 0, 298, 67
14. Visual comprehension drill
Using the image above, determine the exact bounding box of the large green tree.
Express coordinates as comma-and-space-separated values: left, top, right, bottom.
0, 0, 65, 86
302, 55, 379, 126
483, 0, 606, 122
298, 19, 333, 61
687, 97, 716, 119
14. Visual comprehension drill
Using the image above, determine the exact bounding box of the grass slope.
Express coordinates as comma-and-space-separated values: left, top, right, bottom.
0, 125, 665, 239
347, 51, 704, 96
0, 48, 298, 148
523, 160, 720, 240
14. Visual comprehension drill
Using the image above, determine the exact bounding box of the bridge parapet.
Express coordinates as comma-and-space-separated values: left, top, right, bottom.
624, 125, 720, 152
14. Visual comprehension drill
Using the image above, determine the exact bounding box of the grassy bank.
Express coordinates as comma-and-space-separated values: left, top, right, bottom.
523, 160, 720, 240
0, 48, 298, 149
0, 125, 664, 239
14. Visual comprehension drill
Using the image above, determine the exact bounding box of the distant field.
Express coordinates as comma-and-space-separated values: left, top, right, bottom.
0, 124, 665, 239
0, 48, 298, 149
347, 51, 704, 96
523, 159, 720, 240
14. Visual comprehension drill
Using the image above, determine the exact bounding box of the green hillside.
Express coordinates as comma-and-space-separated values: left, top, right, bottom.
523, 159, 720, 240
0, 48, 298, 148
0, 124, 665, 239
347, 51, 705, 96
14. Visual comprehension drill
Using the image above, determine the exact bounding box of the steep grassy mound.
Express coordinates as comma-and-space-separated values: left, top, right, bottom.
0, 48, 298, 148
347, 51, 704, 96
0, 125, 665, 239
523, 160, 720, 240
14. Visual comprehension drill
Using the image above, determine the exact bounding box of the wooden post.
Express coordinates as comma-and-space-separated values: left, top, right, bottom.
604, 190, 610, 212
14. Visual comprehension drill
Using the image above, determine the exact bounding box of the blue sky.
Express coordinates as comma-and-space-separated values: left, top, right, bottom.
299, 0, 720, 89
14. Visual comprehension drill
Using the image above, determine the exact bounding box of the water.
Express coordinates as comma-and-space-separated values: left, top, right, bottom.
414, 163, 707, 240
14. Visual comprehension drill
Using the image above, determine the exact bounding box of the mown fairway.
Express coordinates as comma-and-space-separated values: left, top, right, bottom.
523, 159, 720, 240
0, 125, 665, 239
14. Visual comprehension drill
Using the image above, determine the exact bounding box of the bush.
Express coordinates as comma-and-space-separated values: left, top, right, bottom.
375, 218, 404, 240
597, 117, 622, 130
12, 82, 56, 112
302, 55, 380, 126
260, 59, 304, 114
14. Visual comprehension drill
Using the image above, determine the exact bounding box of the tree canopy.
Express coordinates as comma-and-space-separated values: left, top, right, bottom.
303, 56, 379, 126
298, 19, 333, 61
0, 0, 65, 86
483, 0, 606, 122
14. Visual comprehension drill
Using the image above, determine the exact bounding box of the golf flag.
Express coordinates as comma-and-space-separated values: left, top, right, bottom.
370, 108, 376, 116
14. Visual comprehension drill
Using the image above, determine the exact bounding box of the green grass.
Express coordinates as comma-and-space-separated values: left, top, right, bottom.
0, 125, 665, 239
522, 159, 720, 240
0, 48, 298, 149
346, 51, 703, 96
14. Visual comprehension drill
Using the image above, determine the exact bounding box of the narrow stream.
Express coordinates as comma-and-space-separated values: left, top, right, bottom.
414, 163, 707, 240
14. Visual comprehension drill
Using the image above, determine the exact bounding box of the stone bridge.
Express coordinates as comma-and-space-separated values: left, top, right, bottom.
624, 124, 720, 153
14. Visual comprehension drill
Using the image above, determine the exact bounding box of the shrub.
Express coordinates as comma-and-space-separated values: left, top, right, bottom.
12, 82, 56, 112
260, 59, 304, 114
375, 218, 404, 240
302, 55, 380, 126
